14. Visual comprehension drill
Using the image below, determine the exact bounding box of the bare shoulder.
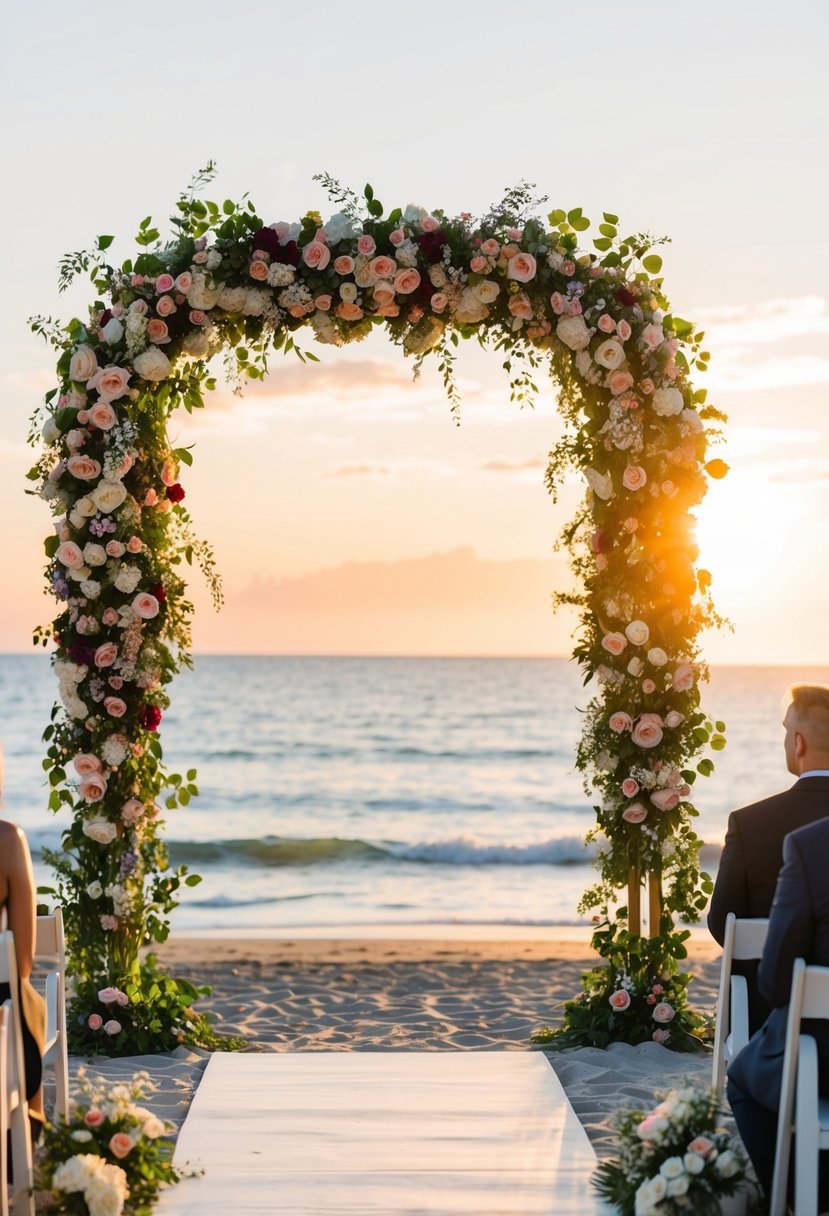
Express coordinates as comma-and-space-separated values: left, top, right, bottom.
0, 820, 30, 860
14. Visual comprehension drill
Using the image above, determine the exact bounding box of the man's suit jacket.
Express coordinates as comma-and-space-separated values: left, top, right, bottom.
728, 816, 829, 1112
708, 776, 829, 1031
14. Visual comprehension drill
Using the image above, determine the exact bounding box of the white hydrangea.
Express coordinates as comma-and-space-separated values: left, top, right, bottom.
113, 565, 142, 594
323, 212, 356, 243
267, 263, 295, 288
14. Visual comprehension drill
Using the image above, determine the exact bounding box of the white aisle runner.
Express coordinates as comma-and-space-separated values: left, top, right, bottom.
155, 1052, 611, 1215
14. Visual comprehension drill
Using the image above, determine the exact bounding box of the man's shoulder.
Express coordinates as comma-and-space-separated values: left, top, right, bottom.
730, 787, 800, 824
785, 814, 829, 853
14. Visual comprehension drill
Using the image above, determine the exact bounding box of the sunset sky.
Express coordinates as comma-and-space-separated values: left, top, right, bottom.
1, 0, 827, 661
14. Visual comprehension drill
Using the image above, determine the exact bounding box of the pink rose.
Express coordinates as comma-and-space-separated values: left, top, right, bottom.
79, 773, 107, 802
106, 540, 125, 558
108, 677, 123, 690
601, 632, 627, 656
641, 322, 665, 349
336, 301, 364, 321
688, 1137, 715, 1157
631, 713, 664, 749
189, 309, 207, 325
57, 541, 85, 568
642, 679, 656, 694
652, 1028, 671, 1044
481, 238, 500, 256
161, 457, 177, 486
623, 517, 639, 533
369, 255, 396, 280
508, 292, 533, 320
249, 259, 269, 281
103, 1019, 122, 1035
88, 401, 117, 430
147, 318, 170, 343
623, 803, 648, 824
315, 295, 332, 311
597, 314, 616, 334
126, 536, 143, 554
609, 711, 633, 733
334, 255, 355, 274
88, 364, 131, 401
646, 993, 657, 1004
617, 319, 632, 341
109, 1133, 134, 1159
122, 798, 144, 824
550, 292, 565, 315
94, 642, 118, 668
356, 234, 376, 256
651, 788, 681, 812
87, 1014, 103, 1031
67, 454, 102, 481
562, 259, 576, 276
652, 984, 664, 995
104, 697, 127, 718
132, 592, 160, 620
389, 229, 406, 247
73, 753, 102, 776
156, 294, 176, 317
376, 302, 400, 317
102, 608, 119, 625
155, 274, 175, 294
652, 1002, 675, 1023
431, 293, 448, 313
608, 989, 631, 1011
115, 990, 129, 1007
373, 282, 396, 307
174, 271, 192, 293
470, 255, 488, 274
394, 268, 421, 295
608, 369, 635, 395
640, 377, 654, 394
98, 986, 120, 1004
506, 252, 537, 283
85, 1108, 105, 1126
302, 240, 331, 270
623, 465, 647, 491
621, 778, 639, 797
420, 215, 440, 232
672, 663, 695, 692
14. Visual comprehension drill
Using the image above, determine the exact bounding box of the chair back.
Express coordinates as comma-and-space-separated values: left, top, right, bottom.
731, 916, 769, 960
35, 907, 69, 1122
35, 908, 65, 962
0, 934, 35, 1215
712, 914, 769, 1095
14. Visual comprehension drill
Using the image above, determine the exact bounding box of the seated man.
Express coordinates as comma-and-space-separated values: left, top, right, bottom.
727, 814, 829, 1204
708, 683, 829, 1033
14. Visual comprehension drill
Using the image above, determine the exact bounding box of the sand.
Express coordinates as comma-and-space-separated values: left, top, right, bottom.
57, 933, 723, 1161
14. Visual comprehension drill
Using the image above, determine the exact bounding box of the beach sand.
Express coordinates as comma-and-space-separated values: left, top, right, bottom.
60, 933, 724, 1161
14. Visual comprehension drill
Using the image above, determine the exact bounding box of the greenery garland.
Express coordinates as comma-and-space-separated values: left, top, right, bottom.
28, 167, 726, 1051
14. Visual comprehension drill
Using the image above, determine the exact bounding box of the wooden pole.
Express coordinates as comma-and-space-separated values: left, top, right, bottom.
648, 869, 663, 938
627, 866, 641, 937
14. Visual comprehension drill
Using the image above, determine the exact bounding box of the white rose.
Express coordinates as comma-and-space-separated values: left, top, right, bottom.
205, 249, 222, 270
665, 710, 684, 728
79, 580, 101, 599
114, 564, 142, 593
75, 495, 97, 517
42, 416, 61, 444
680, 407, 704, 433
594, 338, 625, 369
473, 280, 500, 304
69, 345, 98, 382
659, 1157, 685, 1181
83, 543, 107, 568
647, 647, 668, 667
353, 258, 375, 288
67, 564, 91, 581
83, 818, 118, 845
91, 480, 128, 513
181, 331, 210, 358
141, 1113, 166, 1139
585, 467, 613, 501
454, 287, 489, 324
651, 386, 684, 416
339, 282, 358, 303
641, 322, 665, 349
187, 274, 220, 310
625, 620, 650, 646
101, 318, 124, 346
683, 1152, 705, 1175
715, 1150, 740, 1178
311, 311, 342, 346
133, 346, 171, 382
627, 656, 644, 677
87, 881, 103, 899
428, 265, 447, 288
217, 286, 247, 312
666, 1175, 690, 1196
556, 314, 591, 351
243, 288, 269, 316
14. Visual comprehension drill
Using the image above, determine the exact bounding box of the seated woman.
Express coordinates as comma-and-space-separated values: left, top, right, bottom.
0, 747, 46, 1137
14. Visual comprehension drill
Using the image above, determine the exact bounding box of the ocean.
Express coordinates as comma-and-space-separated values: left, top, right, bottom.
0, 654, 826, 933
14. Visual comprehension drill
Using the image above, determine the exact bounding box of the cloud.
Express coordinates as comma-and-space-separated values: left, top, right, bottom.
706, 354, 829, 392
695, 296, 829, 347
326, 455, 457, 480
329, 463, 391, 478
482, 457, 547, 473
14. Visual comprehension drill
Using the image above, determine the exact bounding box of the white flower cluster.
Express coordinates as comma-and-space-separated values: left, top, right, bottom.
52, 1153, 129, 1216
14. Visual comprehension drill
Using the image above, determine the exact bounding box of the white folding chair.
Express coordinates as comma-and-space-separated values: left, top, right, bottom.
712, 913, 770, 1096
35, 909, 69, 1121
770, 959, 829, 1216
0, 934, 35, 1216
0, 1002, 9, 1216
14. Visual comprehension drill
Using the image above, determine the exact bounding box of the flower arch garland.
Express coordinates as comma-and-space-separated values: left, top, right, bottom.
29, 170, 727, 1052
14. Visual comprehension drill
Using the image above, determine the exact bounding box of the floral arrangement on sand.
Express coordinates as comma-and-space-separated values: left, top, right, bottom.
37, 1071, 184, 1216
593, 1086, 750, 1216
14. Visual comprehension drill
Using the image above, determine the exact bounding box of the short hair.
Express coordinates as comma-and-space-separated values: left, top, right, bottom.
786, 684, 829, 717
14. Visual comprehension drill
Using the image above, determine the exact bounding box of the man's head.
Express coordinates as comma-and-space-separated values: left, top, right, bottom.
783, 684, 829, 775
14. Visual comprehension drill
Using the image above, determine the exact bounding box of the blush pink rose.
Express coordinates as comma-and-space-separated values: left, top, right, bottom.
608, 989, 631, 1011
73, 753, 102, 776
189, 309, 207, 325
470, 255, 488, 273
67, 454, 102, 481
108, 677, 123, 690
621, 778, 639, 797
126, 536, 143, 554
508, 292, 533, 320
609, 711, 633, 733
104, 697, 127, 718
155, 294, 176, 317
688, 1137, 715, 1157
103, 1019, 122, 1035
147, 318, 169, 343
132, 592, 160, 620
431, 293, 448, 313
672, 663, 695, 692
249, 259, 269, 281
109, 1133, 134, 1159
622, 465, 647, 491
631, 713, 664, 749
652, 1028, 671, 1044
57, 541, 85, 568
617, 319, 632, 341
94, 642, 118, 668
481, 238, 500, 256
155, 274, 175, 294
652, 1002, 675, 1023
389, 228, 406, 247
88, 365, 131, 401
85, 1108, 105, 1126
640, 377, 655, 394
114, 990, 129, 1007
373, 282, 395, 307
122, 798, 144, 824
102, 607, 119, 625
420, 215, 440, 232
174, 272, 192, 293
506, 252, 537, 283
106, 540, 125, 558
608, 369, 635, 395
87, 1014, 103, 1031
369, 255, 396, 280
651, 788, 681, 812
641, 322, 665, 349
642, 679, 656, 694
334, 255, 355, 274
623, 803, 648, 824
315, 295, 332, 311
302, 241, 331, 270
394, 269, 421, 295
79, 773, 107, 802
336, 301, 364, 321
98, 986, 120, 1004
601, 632, 627, 656
597, 314, 616, 334
550, 292, 565, 315
88, 401, 118, 430
356, 234, 376, 256
161, 457, 178, 486
376, 302, 400, 317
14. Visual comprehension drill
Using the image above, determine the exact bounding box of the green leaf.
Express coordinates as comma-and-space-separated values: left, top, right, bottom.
593, 237, 612, 251
642, 254, 663, 274
223, 200, 235, 215
571, 216, 590, 232
364, 183, 374, 202
185, 874, 203, 887
603, 212, 619, 224
566, 207, 583, 223
368, 198, 384, 218
715, 721, 726, 733
547, 209, 566, 225
186, 769, 198, 781
96, 235, 114, 250
598, 223, 617, 238
710, 734, 727, 751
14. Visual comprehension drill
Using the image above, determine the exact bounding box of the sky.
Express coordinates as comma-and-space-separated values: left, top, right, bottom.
1, 0, 827, 661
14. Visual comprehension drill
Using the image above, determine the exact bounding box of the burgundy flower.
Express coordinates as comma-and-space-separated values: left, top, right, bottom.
68, 642, 96, 666
591, 529, 611, 554
615, 286, 636, 308
166, 483, 186, 503
416, 230, 447, 264
149, 583, 167, 603
411, 277, 436, 308
99, 309, 113, 328
271, 240, 300, 267
139, 705, 162, 732
251, 227, 280, 258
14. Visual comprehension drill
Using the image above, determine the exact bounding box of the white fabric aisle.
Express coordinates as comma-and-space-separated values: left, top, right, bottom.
154, 1051, 613, 1215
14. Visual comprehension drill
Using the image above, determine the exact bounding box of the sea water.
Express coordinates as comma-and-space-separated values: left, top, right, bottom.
1, 654, 826, 932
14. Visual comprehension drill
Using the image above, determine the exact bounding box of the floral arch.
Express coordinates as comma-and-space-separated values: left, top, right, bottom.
30, 169, 727, 1052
